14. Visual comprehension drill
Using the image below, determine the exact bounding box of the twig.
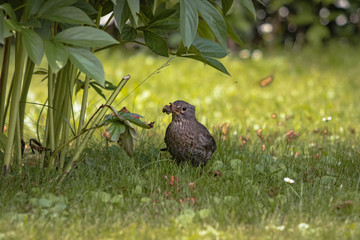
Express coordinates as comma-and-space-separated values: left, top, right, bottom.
116, 57, 175, 107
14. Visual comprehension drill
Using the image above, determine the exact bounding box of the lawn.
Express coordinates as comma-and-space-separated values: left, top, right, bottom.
1, 43, 360, 239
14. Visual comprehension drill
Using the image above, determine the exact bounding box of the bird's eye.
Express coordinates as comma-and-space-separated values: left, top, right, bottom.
182, 107, 187, 111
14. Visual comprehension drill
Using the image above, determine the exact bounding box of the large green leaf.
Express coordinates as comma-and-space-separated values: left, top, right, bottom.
196, 0, 227, 48
180, 0, 198, 48
240, 0, 256, 21
137, 5, 152, 25
37, 0, 77, 16
222, 0, 234, 15
143, 30, 168, 57
225, 17, 244, 47
103, 111, 154, 130
149, 8, 176, 25
34, 19, 52, 40
107, 122, 126, 142
4, 19, 21, 32
103, 107, 154, 157
54, 26, 119, 48
22, 28, 44, 65
66, 46, 105, 86
192, 37, 227, 58
25, 0, 44, 18
126, 0, 139, 26
118, 122, 137, 157
22, 18, 41, 28
184, 54, 230, 76
72, 0, 97, 15
120, 24, 137, 42
89, 82, 106, 100
40, 6, 95, 25
119, 113, 153, 129
2, 20, 13, 39
113, 0, 131, 32
0, 3, 17, 20
202, 55, 230, 76
44, 40, 68, 73
149, 17, 179, 30
197, 19, 215, 40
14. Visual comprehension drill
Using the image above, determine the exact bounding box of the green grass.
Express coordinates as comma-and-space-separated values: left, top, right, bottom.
1, 43, 360, 239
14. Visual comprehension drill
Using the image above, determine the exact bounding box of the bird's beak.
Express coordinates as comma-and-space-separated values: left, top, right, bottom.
171, 104, 180, 115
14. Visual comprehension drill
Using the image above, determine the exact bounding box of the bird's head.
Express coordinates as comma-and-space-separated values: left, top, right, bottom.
162, 100, 196, 122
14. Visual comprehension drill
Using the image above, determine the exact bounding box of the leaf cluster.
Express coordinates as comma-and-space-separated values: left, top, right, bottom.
101, 106, 154, 157
0, 0, 256, 79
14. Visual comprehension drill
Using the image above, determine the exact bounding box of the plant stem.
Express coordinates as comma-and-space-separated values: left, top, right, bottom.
47, 66, 55, 151
77, 75, 90, 146
3, 33, 26, 174
0, 37, 12, 132
58, 63, 77, 171
58, 75, 130, 183
19, 58, 35, 138
77, 5, 103, 144
52, 68, 66, 146
15, 114, 22, 171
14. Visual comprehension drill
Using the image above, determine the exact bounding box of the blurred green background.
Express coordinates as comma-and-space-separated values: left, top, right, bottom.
23, 43, 360, 145
17, 0, 360, 141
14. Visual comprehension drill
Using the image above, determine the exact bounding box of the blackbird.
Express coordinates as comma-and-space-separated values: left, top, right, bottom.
162, 100, 217, 167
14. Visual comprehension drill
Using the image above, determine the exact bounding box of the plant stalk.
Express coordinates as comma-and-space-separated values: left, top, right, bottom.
0, 37, 12, 132
47, 66, 55, 151
77, 5, 103, 144
19, 58, 35, 138
58, 75, 130, 183
58, 63, 77, 171
3, 33, 26, 174
15, 114, 22, 171
77, 75, 90, 146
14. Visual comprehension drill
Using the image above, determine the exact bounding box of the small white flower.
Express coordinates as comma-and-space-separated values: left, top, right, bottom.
298, 223, 310, 231
275, 225, 285, 231
322, 116, 332, 122
284, 177, 295, 183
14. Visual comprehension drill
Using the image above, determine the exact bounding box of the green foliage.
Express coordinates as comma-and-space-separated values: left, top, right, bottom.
143, 30, 169, 57
39, 6, 95, 25
0, 0, 242, 177
102, 107, 154, 157
180, 0, 198, 48
22, 29, 44, 65
113, 0, 131, 32
43, 40, 68, 74
196, 0, 227, 48
53, 26, 118, 48
66, 46, 105, 86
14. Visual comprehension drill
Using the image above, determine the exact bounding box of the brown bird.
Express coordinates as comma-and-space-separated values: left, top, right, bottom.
162, 100, 217, 167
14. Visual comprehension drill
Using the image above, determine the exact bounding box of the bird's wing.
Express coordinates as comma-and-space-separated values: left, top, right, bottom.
196, 123, 217, 152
